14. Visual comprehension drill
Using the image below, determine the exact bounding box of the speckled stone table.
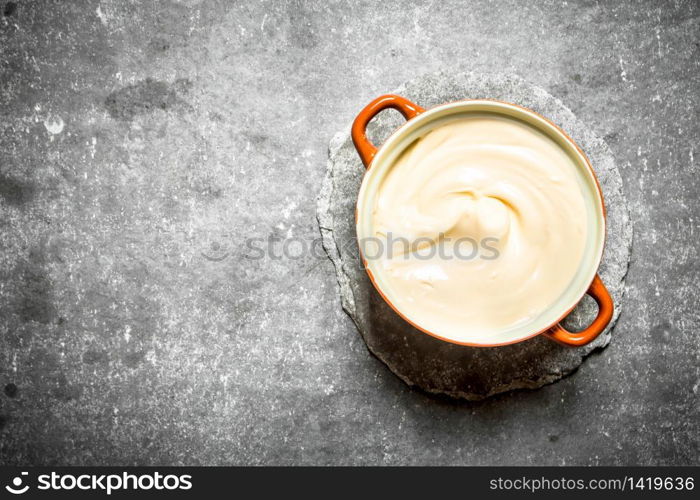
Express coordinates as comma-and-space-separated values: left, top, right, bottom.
0, 0, 698, 465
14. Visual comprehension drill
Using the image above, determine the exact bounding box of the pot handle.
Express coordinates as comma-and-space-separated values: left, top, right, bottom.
351, 94, 425, 168
545, 274, 614, 347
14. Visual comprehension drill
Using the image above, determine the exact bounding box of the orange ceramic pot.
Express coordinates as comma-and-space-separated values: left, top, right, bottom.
351, 94, 613, 347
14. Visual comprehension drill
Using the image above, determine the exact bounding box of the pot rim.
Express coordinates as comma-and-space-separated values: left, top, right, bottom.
354, 98, 607, 347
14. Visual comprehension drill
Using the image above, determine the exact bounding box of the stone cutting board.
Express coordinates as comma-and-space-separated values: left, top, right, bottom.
317, 71, 632, 400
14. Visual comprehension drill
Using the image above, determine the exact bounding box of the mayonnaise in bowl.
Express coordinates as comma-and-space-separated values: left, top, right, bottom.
363, 114, 589, 343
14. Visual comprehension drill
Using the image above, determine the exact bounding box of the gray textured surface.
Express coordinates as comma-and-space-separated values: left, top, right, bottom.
317, 71, 632, 399
0, 0, 698, 465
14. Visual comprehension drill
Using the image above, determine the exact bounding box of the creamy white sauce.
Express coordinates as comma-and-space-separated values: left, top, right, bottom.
369, 115, 587, 341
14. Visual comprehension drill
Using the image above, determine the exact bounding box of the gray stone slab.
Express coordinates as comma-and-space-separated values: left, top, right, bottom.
317, 71, 633, 399
1, 0, 697, 466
